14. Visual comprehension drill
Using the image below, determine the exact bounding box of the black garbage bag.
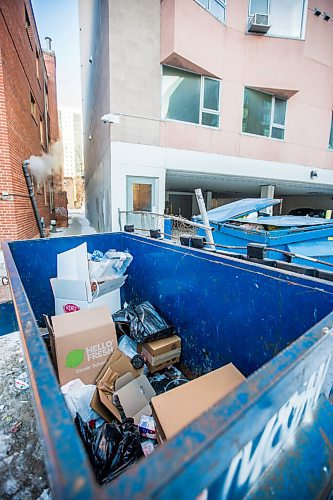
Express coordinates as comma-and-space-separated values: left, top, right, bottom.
113, 301, 175, 343
75, 414, 143, 484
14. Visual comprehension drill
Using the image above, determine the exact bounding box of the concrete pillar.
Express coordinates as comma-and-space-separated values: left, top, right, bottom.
260, 185, 275, 215
206, 191, 213, 211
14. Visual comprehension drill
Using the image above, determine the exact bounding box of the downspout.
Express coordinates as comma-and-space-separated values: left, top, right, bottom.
22, 160, 45, 238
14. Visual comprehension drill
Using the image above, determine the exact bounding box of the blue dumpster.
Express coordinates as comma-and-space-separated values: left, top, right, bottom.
194, 198, 333, 269
3, 232, 333, 499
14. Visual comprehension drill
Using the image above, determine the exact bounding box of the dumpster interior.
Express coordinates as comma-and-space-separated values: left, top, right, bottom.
6, 233, 333, 489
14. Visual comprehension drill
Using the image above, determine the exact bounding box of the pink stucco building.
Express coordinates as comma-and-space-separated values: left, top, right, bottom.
79, 0, 333, 231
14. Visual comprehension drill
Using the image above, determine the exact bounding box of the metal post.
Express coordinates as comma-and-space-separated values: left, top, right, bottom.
195, 188, 215, 249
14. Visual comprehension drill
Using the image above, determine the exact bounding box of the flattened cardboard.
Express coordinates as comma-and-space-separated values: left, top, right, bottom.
116, 375, 156, 425
91, 349, 145, 422
151, 363, 245, 440
52, 306, 117, 385
138, 335, 181, 357
96, 348, 140, 383
92, 372, 155, 424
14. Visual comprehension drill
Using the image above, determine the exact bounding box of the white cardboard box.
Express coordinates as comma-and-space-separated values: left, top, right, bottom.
50, 243, 125, 315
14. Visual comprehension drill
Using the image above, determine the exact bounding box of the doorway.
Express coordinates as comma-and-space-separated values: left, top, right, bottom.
126, 176, 158, 227
168, 193, 193, 220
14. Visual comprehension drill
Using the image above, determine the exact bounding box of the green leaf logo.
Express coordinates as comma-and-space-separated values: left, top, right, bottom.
65, 349, 84, 368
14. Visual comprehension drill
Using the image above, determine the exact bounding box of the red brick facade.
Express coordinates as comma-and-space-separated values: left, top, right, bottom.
0, 0, 66, 242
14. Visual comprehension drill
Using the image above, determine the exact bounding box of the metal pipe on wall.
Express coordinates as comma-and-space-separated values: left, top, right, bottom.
22, 160, 45, 238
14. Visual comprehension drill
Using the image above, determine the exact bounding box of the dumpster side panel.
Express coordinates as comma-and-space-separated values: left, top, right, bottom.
121, 235, 333, 376
8, 233, 124, 324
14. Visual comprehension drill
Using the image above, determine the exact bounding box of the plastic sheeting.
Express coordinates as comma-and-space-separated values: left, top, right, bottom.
193, 198, 281, 224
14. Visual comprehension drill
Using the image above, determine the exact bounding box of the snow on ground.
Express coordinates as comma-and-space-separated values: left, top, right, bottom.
0, 332, 50, 499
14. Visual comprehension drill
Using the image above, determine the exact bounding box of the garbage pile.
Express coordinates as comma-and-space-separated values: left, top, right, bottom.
43, 243, 246, 484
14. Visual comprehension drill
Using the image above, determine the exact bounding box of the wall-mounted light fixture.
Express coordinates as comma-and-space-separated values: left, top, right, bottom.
310, 170, 318, 179
89, 56, 93, 63
88, 134, 92, 140
323, 12, 331, 21
101, 113, 120, 124
313, 7, 321, 16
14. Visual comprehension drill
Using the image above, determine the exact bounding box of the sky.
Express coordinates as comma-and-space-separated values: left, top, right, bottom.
31, 0, 82, 110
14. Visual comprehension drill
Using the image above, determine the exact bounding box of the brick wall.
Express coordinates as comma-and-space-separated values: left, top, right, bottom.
0, 0, 64, 242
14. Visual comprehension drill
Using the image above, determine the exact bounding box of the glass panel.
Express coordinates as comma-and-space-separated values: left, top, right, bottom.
162, 66, 200, 124
269, 0, 305, 38
271, 127, 284, 140
196, 0, 209, 7
249, 0, 269, 15
273, 98, 287, 125
210, 0, 225, 21
202, 112, 219, 127
242, 88, 272, 137
329, 114, 333, 149
203, 78, 220, 111
133, 184, 152, 212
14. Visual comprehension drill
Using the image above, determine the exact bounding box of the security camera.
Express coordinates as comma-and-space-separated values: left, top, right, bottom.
101, 113, 120, 124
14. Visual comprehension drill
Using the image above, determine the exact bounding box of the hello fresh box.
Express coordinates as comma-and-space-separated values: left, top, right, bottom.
50, 305, 118, 385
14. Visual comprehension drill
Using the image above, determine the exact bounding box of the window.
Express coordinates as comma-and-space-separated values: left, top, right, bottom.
329, 113, 333, 150
30, 92, 36, 120
36, 49, 40, 80
24, 5, 32, 46
162, 66, 220, 128
196, 0, 226, 23
248, 0, 306, 39
242, 88, 286, 140
40, 117, 45, 148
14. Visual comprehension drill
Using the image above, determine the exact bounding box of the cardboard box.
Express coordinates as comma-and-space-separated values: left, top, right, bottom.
145, 354, 181, 374
91, 348, 156, 424
138, 335, 181, 357
51, 306, 118, 386
151, 363, 245, 440
51, 278, 121, 315
50, 243, 126, 315
138, 335, 181, 373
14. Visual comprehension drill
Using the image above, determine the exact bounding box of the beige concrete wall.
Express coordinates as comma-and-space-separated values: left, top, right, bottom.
79, 0, 112, 231
160, 0, 333, 171
109, 0, 161, 146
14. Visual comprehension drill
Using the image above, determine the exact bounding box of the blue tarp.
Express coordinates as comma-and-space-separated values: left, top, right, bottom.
246, 216, 333, 227
193, 198, 281, 224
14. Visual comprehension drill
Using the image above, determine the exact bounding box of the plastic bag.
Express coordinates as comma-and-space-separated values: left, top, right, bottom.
118, 335, 138, 359
113, 301, 175, 343
61, 379, 101, 423
148, 366, 188, 395
89, 250, 133, 281
75, 414, 143, 484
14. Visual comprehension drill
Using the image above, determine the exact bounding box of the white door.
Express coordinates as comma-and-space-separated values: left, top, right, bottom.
126, 176, 159, 230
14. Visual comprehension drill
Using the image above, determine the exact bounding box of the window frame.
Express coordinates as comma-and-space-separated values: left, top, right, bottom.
195, 0, 227, 24
30, 92, 37, 124
162, 65, 221, 129
24, 4, 33, 49
247, 0, 308, 40
242, 87, 287, 141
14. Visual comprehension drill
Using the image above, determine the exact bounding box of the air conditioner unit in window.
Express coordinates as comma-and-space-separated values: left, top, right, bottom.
248, 13, 271, 33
